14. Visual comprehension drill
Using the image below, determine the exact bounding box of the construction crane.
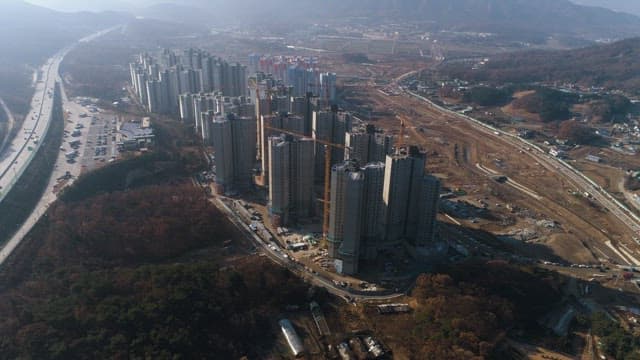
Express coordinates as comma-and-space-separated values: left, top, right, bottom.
253, 82, 272, 117
263, 124, 345, 241
395, 114, 407, 148
254, 84, 274, 170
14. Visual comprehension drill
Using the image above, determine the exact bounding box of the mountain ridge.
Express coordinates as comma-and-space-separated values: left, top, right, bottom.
0, 1, 130, 64
571, 0, 640, 16
439, 37, 640, 93
138, 0, 640, 39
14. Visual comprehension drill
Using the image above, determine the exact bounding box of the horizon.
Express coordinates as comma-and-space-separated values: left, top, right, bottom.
22, 0, 640, 17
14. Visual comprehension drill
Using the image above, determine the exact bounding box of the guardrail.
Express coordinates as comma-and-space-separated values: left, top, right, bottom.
0, 61, 57, 204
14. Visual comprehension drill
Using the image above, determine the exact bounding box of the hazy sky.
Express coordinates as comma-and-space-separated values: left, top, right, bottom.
24, 0, 640, 16
25, 0, 165, 12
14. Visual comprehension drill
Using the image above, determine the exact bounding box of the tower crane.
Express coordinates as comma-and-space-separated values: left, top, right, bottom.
262, 124, 346, 241
395, 114, 407, 148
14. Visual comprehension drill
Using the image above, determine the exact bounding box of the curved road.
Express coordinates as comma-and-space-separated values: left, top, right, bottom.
0, 26, 123, 266
213, 196, 406, 302
0, 54, 61, 202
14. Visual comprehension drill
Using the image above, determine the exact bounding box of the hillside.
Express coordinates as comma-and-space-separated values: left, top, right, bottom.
0, 1, 129, 116
439, 38, 640, 94
0, 184, 314, 359
0, 183, 566, 358
0, 1, 129, 65
571, 0, 640, 16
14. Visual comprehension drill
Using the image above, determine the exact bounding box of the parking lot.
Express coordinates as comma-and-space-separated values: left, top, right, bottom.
76, 108, 119, 172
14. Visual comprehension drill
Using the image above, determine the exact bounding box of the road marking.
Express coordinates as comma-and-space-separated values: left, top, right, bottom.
604, 241, 633, 266
618, 244, 640, 266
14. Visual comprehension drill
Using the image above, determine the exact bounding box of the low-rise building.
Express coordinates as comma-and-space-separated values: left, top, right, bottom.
118, 117, 154, 150
549, 147, 566, 158
586, 154, 602, 163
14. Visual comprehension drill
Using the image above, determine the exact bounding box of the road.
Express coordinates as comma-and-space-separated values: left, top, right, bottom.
211, 195, 405, 302
0, 52, 63, 202
0, 82, 101, 266
0, 25, 121, 203
390, 74, 640, 265
0, 97, 16, 153
0, 27, 122, 266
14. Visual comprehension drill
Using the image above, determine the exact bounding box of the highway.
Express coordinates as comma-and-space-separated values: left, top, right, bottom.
0, 27, 123, 266
0, 86, 97, 265
393, 72, 640, 265
0, 52, 63, 202
0, 25, 121, 203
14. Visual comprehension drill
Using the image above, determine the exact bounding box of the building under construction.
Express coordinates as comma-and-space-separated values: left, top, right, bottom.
268, 134, 315, 227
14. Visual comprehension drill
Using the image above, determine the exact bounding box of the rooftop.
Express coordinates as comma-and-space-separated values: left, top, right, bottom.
120, 120, 154, 140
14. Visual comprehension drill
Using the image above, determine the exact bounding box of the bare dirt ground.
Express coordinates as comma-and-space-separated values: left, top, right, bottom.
332, 56, 640, 266
569, 146, 640, 217
500, 91, 543, 124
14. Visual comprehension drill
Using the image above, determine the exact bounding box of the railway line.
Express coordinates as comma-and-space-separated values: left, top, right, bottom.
404, 87, 640, 233
394, 86, 640, 264
350, 67, 640, 265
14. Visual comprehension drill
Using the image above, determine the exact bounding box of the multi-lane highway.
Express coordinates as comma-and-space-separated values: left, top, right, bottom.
0, 26, 121, 203
0, 86, 98, 264
0, 51, 64, 202
0, 27, 123, 266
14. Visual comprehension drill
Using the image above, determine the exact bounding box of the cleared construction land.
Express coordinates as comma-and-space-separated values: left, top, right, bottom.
334, 55, 640, 266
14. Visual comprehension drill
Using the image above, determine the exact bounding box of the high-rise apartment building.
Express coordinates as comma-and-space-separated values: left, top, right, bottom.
312, 109, 352, 180
129, 49, 248, 115
328, 161, 365, 275
415, 175, 441, 247
382, 146, 426, 245
259, 113, 306, 186
211, 114, 233, 192
268, 135, 315, 226
210, 113, 257, 193
179, 93, 194, 124
360, 162, 386, 260
320, 72, 337, 104
345, 124, 394, 165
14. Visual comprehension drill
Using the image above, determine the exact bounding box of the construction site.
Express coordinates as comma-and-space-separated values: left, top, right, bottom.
332, 54, 640, 269
172, 31, 640, 301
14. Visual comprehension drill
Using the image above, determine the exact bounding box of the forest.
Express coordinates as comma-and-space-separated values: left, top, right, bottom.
512, 88, 578, 123
464, 86, 513, 107
0, 176, 633, 359
0, 258, 310, 359
557, 120, 604, 146
0, 183, 313, 359
364, 261, 561, 360
586, 312, 640, 360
